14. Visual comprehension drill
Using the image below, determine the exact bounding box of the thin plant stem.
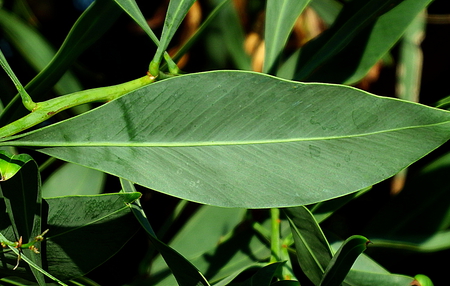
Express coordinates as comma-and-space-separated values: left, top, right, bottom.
270, 208, 281, 263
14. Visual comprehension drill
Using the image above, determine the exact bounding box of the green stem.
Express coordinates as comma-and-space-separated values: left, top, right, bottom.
270, 208, 281, 263
0, 74, 156, 139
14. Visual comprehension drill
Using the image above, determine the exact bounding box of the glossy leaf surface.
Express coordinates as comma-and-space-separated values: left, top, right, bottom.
4, 71, 450, 208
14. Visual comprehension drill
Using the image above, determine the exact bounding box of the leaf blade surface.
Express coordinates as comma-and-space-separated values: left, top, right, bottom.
5, 71, 450, 208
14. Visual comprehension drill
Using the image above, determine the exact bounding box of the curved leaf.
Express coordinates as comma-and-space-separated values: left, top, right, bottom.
412, 274, 434, 286
4, 71, 450, 208
328, 238, 416, 286
319, 235, 370, 286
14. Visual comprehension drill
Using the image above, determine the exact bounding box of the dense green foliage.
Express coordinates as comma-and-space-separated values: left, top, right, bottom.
0, 0, 447, 285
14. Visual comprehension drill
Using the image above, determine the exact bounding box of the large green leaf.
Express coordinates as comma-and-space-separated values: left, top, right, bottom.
3, 71, 450, 208
263, 0, 311, 73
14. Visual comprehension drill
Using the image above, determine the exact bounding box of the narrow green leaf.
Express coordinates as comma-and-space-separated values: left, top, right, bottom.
396, 11, 425, 102
4, 71, 450, 208
285, 206, 332, 285
120, 179, 210, 286
168, 0, 231, 66
0, 0, 122, 126
263, 0, 311, 73
368, 230, 450, 252
113, 0, 160, 44
42, 163, 105, 197
113, 0, 180, 74
278, 0, 431, 84
150, 0, 196, 75
436, 95, 450, 110
319, 235, 370, 286
345, 270, 415, 286
0, 48, 35, 111
211, 264, 265, 286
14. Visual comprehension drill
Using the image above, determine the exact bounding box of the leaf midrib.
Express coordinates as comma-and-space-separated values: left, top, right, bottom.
4, 120, 449, 147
